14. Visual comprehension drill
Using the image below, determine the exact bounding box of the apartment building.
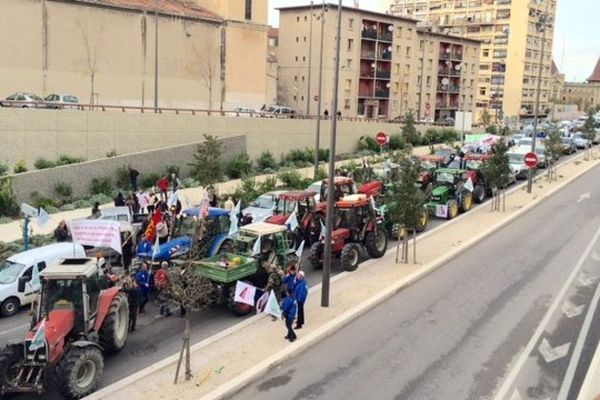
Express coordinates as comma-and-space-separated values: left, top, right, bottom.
386, 0, 557, 123
277, 4, 479, 122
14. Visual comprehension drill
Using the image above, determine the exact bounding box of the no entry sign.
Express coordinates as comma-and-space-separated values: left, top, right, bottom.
524, 152, 538, 168
376, 132, 388, 146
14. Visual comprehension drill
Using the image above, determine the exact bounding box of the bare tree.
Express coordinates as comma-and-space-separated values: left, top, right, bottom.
189, 43, 220, 113
77, 19, 104, 107
168, 217, 216, 383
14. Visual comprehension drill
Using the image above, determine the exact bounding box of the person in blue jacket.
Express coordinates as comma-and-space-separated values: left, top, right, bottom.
294, 271, 308, 329
281, 288, 297, 342
135, 262, 151, 314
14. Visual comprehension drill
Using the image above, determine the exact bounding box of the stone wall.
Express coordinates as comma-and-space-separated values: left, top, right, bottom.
9, 135, 245, 203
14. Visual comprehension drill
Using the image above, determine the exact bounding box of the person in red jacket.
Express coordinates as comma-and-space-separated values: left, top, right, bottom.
154, 262, 172, 317
157, 175, 169, 201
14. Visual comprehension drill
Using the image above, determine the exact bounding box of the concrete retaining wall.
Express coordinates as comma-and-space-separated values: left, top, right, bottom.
9, 135, 245, 203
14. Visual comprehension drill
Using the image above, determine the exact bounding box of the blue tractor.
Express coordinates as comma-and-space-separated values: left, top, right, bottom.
137, 207, 233, 261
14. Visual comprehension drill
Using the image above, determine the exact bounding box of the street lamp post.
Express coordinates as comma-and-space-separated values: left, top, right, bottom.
313, 1, 326, 179
527, 5, 551, 194
306, 1, 314, 116
321, 0, 342, 308
153, 1, 159, 112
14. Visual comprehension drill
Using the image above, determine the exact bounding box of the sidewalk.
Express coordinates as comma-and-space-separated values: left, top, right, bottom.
0, 146, 432, 243
85, 152, 600, 400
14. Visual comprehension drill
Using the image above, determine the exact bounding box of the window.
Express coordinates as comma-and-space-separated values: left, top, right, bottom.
406, 46, 411, 56
295, 56, 299, 62
294, 76, 298, 82
349, 18, 354, 29
346, 59, 353, 69
344, 99, 351, 110
344, 79, 352, 91
296, 37, 299, 43
482, 49, 489, 57
303, 36, 307, 42
303, 56, 306, 61
347, 39, 354, 51
245, 0, 252, 20
302, 76, 305, 82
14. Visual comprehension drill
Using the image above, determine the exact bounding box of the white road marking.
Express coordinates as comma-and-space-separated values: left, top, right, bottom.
592, 251, 600, 262
557, 264, 600, 399
0, 323, 29, 336
578, 272, 597, 287
538, 338, 571, 363
561, 300, 585, 318
577, 192, 591, 203
494, 223, 600, 400
509, 388, 523, 400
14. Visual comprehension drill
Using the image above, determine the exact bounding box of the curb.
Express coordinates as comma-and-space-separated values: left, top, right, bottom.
85, 153, 599, 400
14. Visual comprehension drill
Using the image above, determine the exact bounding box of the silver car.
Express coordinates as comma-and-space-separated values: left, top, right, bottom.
45, 93, 79, 109
0, 92, 44, 108
572, 133, 591, 149
241, 191, 286, 223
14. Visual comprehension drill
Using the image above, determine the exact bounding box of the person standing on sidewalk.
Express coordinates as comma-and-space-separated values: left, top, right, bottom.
294, 271, 308, 330
155, 262, 172, 317
157, 175, 169, 201
129, 166, 139, 191
122, 278, 140, 332
283, 264, 297, 296
281, 288, 297, 342
136, 262, 151, 314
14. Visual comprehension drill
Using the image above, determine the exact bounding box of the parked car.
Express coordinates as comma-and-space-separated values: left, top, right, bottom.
0, 243, 86, 316
507, 147, 530, 180
242, 190, 286, 223
572, 133, 591, 149
262, 106, 299, 118
44, 93, 79, 109
232, 107, 263, 117
561, 137, 577, 154
437, 117, 455, 126
534, 145, 547, 169
418, 117, 434, 125
0, 92, 44, 108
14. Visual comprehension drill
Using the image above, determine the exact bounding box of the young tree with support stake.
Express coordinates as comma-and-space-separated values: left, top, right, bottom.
582, 110, 597, 159
383, 150, 426, 264
168, 215, 215, 383
544, 126, 563, 182
480, 140, 511, 212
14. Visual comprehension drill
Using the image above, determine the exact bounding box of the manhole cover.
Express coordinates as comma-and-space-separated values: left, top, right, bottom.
130, 343, 157, 357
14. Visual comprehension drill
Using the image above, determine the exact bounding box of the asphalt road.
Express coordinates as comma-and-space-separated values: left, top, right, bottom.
0, 152, 585, 399
229, 162, 600, 400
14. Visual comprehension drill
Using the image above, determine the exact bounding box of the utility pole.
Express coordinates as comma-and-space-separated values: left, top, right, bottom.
313, 1, 326, 179
527, 3, 550, 194
153, 1, 159, 112
306, 1, 314, 116
321, 0, 342, 308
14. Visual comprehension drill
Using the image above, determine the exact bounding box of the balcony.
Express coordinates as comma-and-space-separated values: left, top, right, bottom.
452, 52, 463, 60
362, 30, 378, 40
375, 89, 390, 98
360, 50, 376, 60
360, 70, 375, 78
376, 70, 391, 79
359, 89, 373, 97
379, 51, 392, 60
378, 32, 393, 42
437, 85, 461, 93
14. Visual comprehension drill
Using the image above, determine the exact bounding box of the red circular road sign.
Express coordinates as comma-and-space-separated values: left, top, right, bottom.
376, 132, 388, 146
524, 152, 538, 168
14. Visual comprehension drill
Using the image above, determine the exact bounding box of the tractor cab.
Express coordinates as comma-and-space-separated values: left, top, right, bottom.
320, 177, 358, 203
463, 153, 490, 171
228, 222, 297, 269
4, 258, 129, 398
426, 168, 474, 219
417, 155, 444, 190
267, 190, 317, 225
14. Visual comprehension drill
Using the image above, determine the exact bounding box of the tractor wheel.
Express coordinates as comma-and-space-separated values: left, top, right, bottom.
415, 209, 428, 233
228, 285, 254, 317
55, 346, 103, 399
340, 244, 360, 272
0, 343, 24, 392
98, 293, 129, 354
0, 297, 20, 317
447, 199, 459, 219
460, 192, 473, 212
473, 185, 486, 204
365, 228, 387, 259
308, 242, 323, 269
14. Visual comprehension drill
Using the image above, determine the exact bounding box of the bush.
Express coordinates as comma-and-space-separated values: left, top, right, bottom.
141, 173, 161, 189
0, 178, 18, 217
88, 193, 113, 206
235, 177, 260, 205
90, 177, 113, 195
485, 125, 498, 135
59, 203, 76, 211
54, 181, 73, 203
34, 158, 56, 170
277, 169, 306, 189
106, 149, 118, 158
258, 176, 278, 193
225, 153, 253, 179
182, 177, 200, 188
285, 148, 311, 167
318, 148, 330, 162
388, 134, 405, 150
73, 199, 92, 209
13, 160, 27, 174
257, 151, 277, 171
314, 167, 328, 181
30, 191, 57, 210
0, 163, 8, 177
55, 154, 85, 166
358, 136, 380, 153
115, 166, 130, 190
165, 165, 180, 176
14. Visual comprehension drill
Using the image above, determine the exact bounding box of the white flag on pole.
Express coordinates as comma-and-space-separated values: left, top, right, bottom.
228, 200, 241, 236
29, 319, 46, 351
285, 210, 299, 232
36, 208, 51, 228
234, 281, 257, 306
251, 236, 262, 256
152, 233, 161, 259
295, 240, 305, 259
320, 219, 327, 239
264, 290, 282, 318
167, 190, 180, 208
31, 262, 41, 288
464, 177, 474, 192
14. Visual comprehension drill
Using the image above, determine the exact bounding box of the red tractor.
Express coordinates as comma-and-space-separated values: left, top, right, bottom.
417, 155, 445, 192
0, 258, 129, 399
319, 176, 383, 204
265, 190, 323, 246
308, 194, 388, 271
461, 153, 492, 203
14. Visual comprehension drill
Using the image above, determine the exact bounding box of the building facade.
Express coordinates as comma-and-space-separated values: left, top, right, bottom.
277, 4, 479, 121
560, 58, 600, 113
386, 0, 557, 123
0, 0, 268, 109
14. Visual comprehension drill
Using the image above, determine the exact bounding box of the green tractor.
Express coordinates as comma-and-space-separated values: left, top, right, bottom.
378, 203, 428, 240
425, 168, 473, 219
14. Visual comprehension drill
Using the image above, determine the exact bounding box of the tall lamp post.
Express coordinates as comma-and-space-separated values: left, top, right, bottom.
321, 0, 342, 308
527, 3, 551, 194
153, 1, 159, 112
313, 1, 326, 179
306, 1, 314, 116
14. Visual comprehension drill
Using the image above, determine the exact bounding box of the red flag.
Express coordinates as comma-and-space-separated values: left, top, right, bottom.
145, 211, 163, 242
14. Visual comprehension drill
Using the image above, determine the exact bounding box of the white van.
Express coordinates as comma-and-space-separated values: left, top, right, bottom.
0, 243, 85, 317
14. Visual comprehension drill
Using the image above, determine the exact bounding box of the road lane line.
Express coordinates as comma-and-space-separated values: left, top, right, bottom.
494, 222, 600, 400
557, 267, 600, 399
0, 323, 28, 336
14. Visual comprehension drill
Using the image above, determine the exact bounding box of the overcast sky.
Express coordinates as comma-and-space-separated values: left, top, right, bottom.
268, 0, 600, 83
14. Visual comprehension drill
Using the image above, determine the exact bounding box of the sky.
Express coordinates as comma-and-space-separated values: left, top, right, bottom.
268, 0, 600, 83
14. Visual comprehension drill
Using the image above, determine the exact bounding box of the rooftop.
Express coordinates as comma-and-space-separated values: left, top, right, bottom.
587, 57, 600, 82
277, 3, 417, 24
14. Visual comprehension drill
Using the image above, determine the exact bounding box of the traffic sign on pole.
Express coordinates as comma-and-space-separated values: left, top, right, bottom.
376, 132, 388, 146
524, 152, 538, 168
